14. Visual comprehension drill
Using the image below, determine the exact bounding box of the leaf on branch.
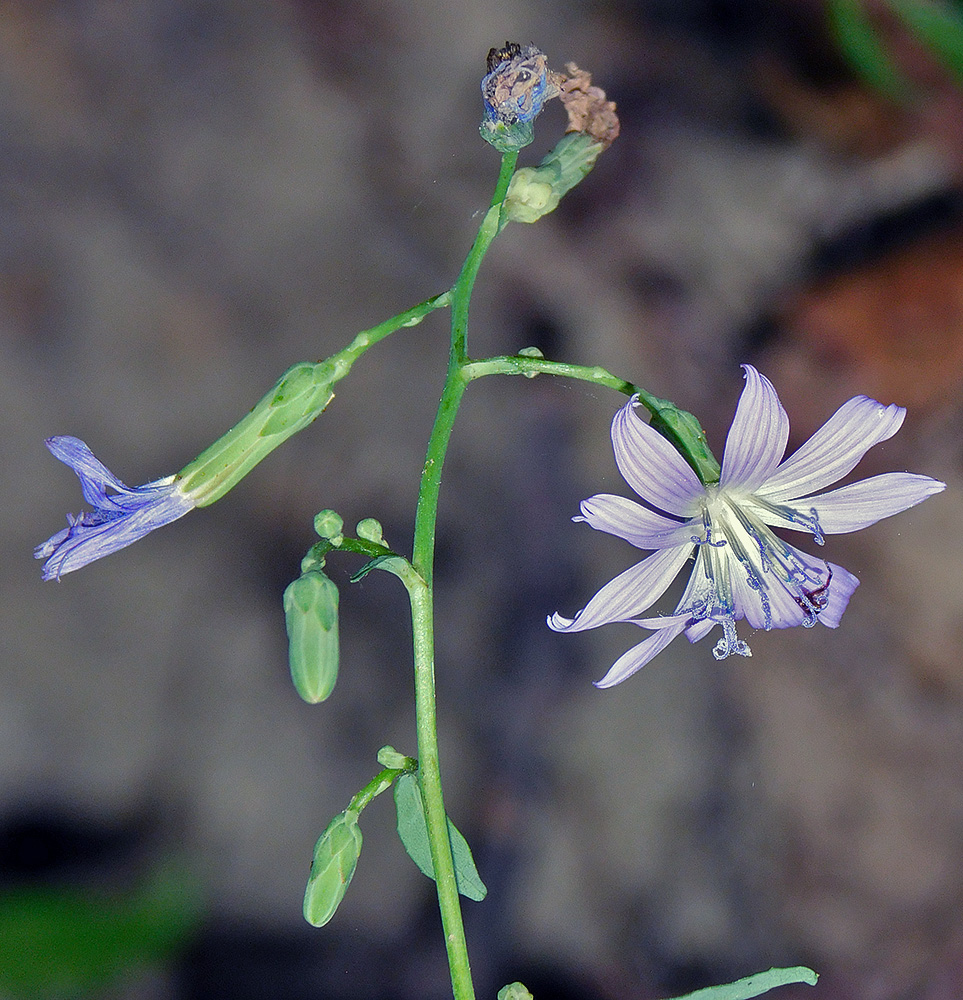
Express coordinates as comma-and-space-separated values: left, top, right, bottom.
393, 773, 487, 901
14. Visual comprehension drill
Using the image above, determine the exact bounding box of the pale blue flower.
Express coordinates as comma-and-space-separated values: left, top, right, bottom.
549, 366, 946, 688
35, 436, 195, 580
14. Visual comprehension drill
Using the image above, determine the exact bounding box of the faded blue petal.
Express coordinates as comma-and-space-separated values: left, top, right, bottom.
36, 436, 195, 579
593, 617, 690, 688
757, 395, 905, 502
611, 398, 703, 516
720, 366, 789, 492
481, 44, 559, 126
576, 494, 693, 549
548, 545, 692, 632
774, 472, 945, 534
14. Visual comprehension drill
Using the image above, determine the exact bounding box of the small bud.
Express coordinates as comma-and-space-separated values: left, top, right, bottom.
377, 746, 412, 770
314, 509, 344, 545
518, 346, 544, 377
284, 570, 339, 703
497, 984, 535, 1000
356, 518, 384, 545
503, 132, 604, 224
303, 810, 362, 927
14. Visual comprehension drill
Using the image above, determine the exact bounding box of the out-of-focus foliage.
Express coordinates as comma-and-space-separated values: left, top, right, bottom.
829, 0, 963, 99
0, 862, 200, 998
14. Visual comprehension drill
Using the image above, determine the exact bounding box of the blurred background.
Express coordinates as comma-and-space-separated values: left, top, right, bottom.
4, 1, 963, 997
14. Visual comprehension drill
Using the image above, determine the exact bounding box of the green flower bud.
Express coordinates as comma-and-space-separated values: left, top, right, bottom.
355, 518, 384, 544
314, 509, 344, 544
503, 133, 603, 224
283, 570, 339, 703
498, 984, 535, 1000
376, 746, 412, 770
503, 168, 558, 223
303, 810, 362, 927
177, 362, 336, 506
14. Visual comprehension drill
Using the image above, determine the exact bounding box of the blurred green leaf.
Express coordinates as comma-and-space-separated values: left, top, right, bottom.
0, 862, 199, 999
828, 0, 913, 100
887, 0, 963, 85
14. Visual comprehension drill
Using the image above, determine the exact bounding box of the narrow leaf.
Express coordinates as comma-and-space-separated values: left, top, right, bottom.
350, 554, 409, 584
393, 773, 487, 901
666, 966, 818, 1000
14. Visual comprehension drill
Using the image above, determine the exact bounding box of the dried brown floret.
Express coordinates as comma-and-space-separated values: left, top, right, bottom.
558, 63, 620, 149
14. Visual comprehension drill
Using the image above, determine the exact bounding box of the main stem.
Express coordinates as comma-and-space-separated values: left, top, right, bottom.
408, 150, 518, 1000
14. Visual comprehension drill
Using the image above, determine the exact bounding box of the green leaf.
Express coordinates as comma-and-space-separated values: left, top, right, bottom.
0, 862, 199, 999
393, 773, 487, 901
350, 554, 411, 584
665, 966, 818, 1000
827, 0, 912, 101
303, 810, 363, 927
887, 0, 963, 86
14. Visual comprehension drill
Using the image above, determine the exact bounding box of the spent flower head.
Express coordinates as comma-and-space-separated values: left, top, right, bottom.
34, 436, 196, 580
480, 42, 561, 152
549, 366, 946, 687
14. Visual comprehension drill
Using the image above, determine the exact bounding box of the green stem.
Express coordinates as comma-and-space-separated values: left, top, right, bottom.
347, 763, 415, 814
408, 151, 518, 1000
463, 354, 651, 405
462, 354, 722, 485
450, 151, 518, 362
329, 290, 452, 379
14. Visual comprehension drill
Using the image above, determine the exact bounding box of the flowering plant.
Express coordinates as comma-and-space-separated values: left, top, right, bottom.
34, 44, 943, 1000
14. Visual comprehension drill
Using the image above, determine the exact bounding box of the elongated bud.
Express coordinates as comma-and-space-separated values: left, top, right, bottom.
284, 568, 339, 703
303, 810, 362, 927
177, 362, 336, 506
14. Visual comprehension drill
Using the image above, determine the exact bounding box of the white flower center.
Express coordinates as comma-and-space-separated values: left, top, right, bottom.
681, 486, 831, 660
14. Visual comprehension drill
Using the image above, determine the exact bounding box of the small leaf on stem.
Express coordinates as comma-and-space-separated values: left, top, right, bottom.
393, 773, 487, 901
